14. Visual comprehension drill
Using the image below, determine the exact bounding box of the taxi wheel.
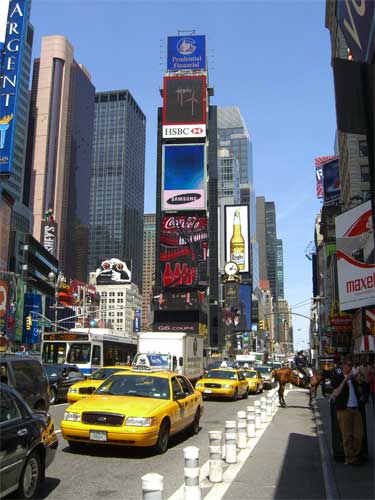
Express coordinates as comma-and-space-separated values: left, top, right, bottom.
16, 451, 41, 499
232, 388, 238, 401
155, 419, 170, 454
187, 409, 201, 436
243, 388, 249, 399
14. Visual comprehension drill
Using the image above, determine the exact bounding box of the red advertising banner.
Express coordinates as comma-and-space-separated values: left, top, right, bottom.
160, 215, 208, 289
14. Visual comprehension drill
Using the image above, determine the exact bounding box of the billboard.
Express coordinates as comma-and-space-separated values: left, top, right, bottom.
167, 35, 206, 72
336, 0, 375, 63
162, 144, 206, 211
336, 200, 375, 310
160, 214, 208, 289
225, 205, 250, 273
163, 76, 206, 125
0, 1, 29, 175
323, 157, 340, 204
41, 220, 57, 257
23, 293, 42, 344
234, 284, 252, 332
155, 290, 206, 311
96, 258, 131, 285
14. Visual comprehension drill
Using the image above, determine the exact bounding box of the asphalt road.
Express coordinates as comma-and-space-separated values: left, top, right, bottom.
34, 391, 267, 500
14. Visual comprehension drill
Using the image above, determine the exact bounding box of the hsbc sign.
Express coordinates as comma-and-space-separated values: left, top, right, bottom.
162, 124, 206, 139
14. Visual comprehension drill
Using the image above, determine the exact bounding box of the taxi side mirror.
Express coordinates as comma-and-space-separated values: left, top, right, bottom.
174, 391, 186, 400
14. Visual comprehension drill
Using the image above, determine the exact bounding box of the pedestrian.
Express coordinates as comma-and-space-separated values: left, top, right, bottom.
367, 363, 375, 415
331, 356, 364, 465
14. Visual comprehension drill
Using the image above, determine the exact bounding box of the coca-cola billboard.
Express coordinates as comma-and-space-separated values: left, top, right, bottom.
160, 215, 208, 289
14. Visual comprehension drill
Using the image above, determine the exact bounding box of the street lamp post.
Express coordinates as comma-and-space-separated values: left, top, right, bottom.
48, 271, 65, 333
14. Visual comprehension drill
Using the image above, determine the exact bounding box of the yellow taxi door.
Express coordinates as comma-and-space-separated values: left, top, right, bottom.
170, 377, 188, 432
176, 376, 197, 426
237, 370, 248, 396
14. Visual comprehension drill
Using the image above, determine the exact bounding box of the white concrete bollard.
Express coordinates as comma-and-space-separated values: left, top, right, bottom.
225, 420, 237, 464
266, 393, 273, 420
184, 446, 201, 500
254, 400, 262, 430
260, 397, 267, 424
142, 473, 164, 500
246, 405, 256, 438
208, 431, 223, 483
273, 389, 278, 412
237, 411, 247, 449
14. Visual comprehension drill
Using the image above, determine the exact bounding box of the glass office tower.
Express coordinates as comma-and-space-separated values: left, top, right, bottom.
89, 90, 146, 289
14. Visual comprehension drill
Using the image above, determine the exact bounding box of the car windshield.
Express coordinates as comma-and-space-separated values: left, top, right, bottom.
95, 374, 170, 399
206, 370, 237, 380
242, 371, 257, 378
67, 343, 91, 364
89, 368, 121, 380
257, 366, 272, 375
43, 365, 62, 377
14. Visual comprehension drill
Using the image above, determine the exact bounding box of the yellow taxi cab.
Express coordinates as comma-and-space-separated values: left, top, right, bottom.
241, 369, 264, 394
195, 368, 249, 400
67, 366, 132, 403
61, 367, 203, 454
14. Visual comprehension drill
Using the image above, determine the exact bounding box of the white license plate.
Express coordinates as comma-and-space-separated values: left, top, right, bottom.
204, 389, 212, 394
89, 430, 107, 441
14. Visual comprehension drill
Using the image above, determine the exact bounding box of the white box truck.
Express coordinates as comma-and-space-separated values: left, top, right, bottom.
133, 332, 204, 383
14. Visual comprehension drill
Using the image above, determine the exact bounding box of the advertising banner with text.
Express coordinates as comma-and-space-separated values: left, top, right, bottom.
336, 200, 375, 310
163, 76, 206, 126
160, 214, 208, 289
224, 205, 250, 273
167, 35, 206, 72
162, 144, 206, 211
0, 1, 30, 175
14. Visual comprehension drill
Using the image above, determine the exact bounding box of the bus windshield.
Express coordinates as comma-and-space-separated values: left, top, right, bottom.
42, 342, 67, 364
67, 343, 91, 364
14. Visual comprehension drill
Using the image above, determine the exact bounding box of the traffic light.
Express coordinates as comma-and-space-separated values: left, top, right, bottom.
243, 332, 250, 346
259, 320, 265, 330
25, 315, 32, 331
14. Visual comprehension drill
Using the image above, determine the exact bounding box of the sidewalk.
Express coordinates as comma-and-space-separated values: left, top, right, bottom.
222, 389, 325, 500
314, 394, 374, 500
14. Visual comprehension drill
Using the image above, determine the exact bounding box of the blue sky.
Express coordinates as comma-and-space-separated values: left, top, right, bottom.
31, 0, 337, 349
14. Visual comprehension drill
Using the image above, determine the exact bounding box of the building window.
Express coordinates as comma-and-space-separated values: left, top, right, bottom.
360, 165, 369, 183
359, 140, 368, 158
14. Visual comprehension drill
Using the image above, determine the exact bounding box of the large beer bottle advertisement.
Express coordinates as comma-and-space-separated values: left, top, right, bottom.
225, 205, 249, 273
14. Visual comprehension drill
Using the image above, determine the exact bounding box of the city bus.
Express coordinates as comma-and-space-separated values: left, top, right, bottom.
41, 328, 137, 375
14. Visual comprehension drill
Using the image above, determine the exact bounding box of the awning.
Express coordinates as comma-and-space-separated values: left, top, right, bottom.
360, 335, 375, 353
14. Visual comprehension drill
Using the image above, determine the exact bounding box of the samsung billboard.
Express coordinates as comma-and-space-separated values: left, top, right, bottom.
162, 144, 206, 211
0, 1, 29, 175
167, 35, 206, 72
224, 205, 250, 273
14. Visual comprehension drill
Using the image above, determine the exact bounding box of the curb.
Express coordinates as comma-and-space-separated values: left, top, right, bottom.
312, 400, 340, 500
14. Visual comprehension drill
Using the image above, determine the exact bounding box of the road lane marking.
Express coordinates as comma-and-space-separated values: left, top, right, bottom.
168, 389, 293, 500
168, 390, 288, 500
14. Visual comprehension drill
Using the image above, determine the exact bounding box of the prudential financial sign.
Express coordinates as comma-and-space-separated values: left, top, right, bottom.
0, 1, 29, 175
167, 35, 206, 72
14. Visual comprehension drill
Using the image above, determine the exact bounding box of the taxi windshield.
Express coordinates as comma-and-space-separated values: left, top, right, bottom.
206, 370, 237, 380
242, 371, 257, 378
96, 374, 170, 399
89, 368, 120, 380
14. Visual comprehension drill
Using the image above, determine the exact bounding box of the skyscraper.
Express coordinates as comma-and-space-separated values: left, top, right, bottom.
256, 196, 284, 301
27, 35, 95, 281
276, 238, 284, 299
0, 0, 34, 272
142, 213, 156, 330
88, 90, 146, 289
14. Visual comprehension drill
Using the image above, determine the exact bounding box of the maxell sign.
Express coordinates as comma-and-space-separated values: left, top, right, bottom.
41, 221, 57, 257
162, 124, 206, 139
336, 200, 375, 310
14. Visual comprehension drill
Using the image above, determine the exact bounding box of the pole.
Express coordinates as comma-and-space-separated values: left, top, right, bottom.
54, 280, 58, 334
